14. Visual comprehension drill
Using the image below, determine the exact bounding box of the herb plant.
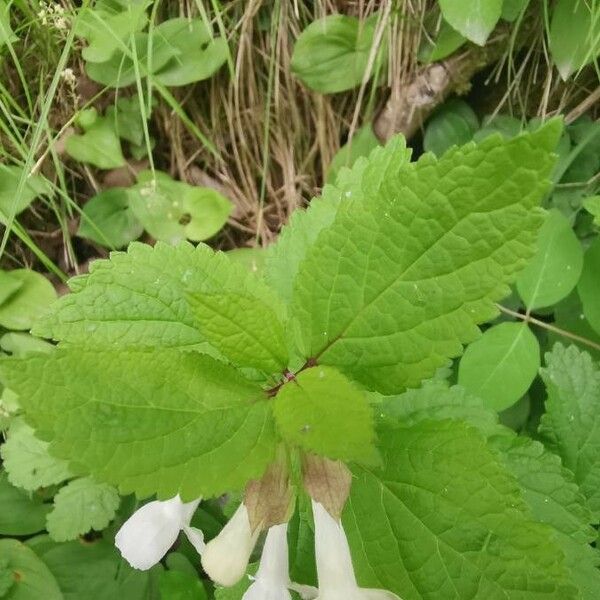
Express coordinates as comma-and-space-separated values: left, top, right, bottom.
4, 119, 600, 599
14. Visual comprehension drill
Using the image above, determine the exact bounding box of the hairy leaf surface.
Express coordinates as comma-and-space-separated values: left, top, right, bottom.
0, 349, 277, 500
344, 420, 577, 599
292, 122, 560, 394
34, 242, 280, 352
539, 344, 600, 517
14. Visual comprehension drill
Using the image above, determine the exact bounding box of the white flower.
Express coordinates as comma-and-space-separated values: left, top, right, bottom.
115, 495, 204, 570
202, 503, 260, 587
312, 500, 402, 600
243, 523, 292, 600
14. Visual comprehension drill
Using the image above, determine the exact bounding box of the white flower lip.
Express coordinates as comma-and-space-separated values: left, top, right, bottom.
201, 503, 260, 587
242, 523, 292, 600
115, 494, 203, 570
312, 500, 402, 600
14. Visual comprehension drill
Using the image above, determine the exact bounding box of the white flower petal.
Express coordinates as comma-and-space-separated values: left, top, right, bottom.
242, 523, 291, 600
115, 497, 185, 570
243, 579, 292, 600
255, 524, 289, 582
289, 582, 318, 599
311, 501, 402, 600
312, 500, 357, 590
201, 503, 259, 587
183, 525, 206, 555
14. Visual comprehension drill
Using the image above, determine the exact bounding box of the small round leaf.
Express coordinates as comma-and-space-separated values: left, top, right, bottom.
458, 322, 540, 411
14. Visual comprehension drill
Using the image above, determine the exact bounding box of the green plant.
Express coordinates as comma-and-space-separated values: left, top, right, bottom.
5, 120, 600, 599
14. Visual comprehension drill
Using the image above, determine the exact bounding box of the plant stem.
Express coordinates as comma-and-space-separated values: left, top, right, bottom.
496, 304, 600, 352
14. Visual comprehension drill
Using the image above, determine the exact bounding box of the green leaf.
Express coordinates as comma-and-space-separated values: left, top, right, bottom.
491, 435, 600, 599
326, 125, 381, 185
1, 418, 72, 491
291, 14, 385, 94
152, 17, 228, 86
439, 0, 503, 45
539, 344, 600, 517
419, 18, 466, 62
0, 0, 17, 49
105, 95, 150, 147
0, 165, 52, 225
516, 209, 584, 310
423, 99, 479, 157
583, 196, 600, 226
379, 378, 500, 436
501, 0, 530, 21
86, 31, 178, 88
76, 1, 149, 63
129, 171, 231, 243
549, 0, 600, 80
377, 378, 600, 598
344, 419, 577, 599
267, 139, 411, 307
473, 114, 523, 141
187, 292, 288, 374
0, 540, 62, 600
273, 366, 375, 463
33, 537, 163, 600
577, 237, 600, 336
226, 248, 265, 276
78, 188, 144, 249
34, 242, 274, 351
291, 121, 561, 394
0, 348, 277, 500
46, 477, 120, 542
458, 322, 540, 411
0, 269, 57, 331
66, 117, 126, 169
0, 472, 50, 536
158, 571, 208, 600
0, 270, 23, 305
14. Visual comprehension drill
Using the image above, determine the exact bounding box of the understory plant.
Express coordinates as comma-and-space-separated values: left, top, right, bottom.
4, 118, 600, 599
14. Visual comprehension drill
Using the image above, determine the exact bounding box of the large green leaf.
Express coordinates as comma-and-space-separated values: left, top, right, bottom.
344, 420, 577, 599
458, 322, 540, 411
439, 0, 503, 45
291, 14, 384, 94
273, 366, 375, 463
491, 435, 600, 599
46, 477, 120, 542
291, 122, 561, 394
266, 140, 411, 305
187, 292, 288, 374
380, 382, 600, 598
539, 344, 600, 518
549, 0, 600, 80
326, 125, 381, 184
516, 209, 583, 310
0, 349, 277, 500
0, 270, 23, 305
33, 242, 275, 351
